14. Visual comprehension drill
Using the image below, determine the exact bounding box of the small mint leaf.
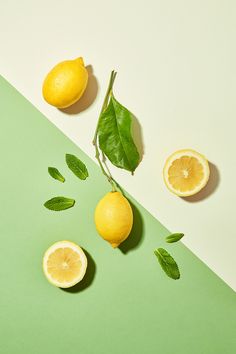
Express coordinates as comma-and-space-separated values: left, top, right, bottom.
48, 167, 65, 183
44, 197, 75, 211
66, 154, 89, 180
166, 233, 184, 243
154, 248, 180, 280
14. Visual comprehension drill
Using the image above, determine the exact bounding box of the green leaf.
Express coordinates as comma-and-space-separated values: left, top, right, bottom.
44, 197, 75, 211
166, 233, 184, 243
154, 248, 180, 280
66, 154, 89, 180
98, 95, 140, 173
48, 167, 65, 183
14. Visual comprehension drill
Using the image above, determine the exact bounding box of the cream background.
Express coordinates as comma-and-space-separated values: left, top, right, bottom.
0, 0, 235, 290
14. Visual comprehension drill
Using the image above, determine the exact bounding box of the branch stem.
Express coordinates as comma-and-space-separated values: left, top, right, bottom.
93, 71, 117, 191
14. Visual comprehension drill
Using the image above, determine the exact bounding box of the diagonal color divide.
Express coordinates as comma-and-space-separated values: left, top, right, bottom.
1, 0, 236, 294
0, 76, 235, 354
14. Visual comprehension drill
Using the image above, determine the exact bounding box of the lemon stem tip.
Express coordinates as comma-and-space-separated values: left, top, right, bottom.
75, 57, 84, 66
111, 242, 120, 248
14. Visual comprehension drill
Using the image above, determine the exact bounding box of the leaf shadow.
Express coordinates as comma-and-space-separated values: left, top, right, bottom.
61, 249, 96, 293
59, 65, 98, 115
132, 114, 145, 163
119, 200, 144, 254
182, 162, 220, 202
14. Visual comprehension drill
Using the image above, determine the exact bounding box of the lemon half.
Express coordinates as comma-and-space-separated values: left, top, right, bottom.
43, 241, 87, 288
163, 149, 210, 197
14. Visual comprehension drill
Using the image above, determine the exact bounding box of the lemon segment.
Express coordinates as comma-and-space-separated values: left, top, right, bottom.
163, 149, 210, 197
94, 192, 133, 248
43, 241, 87, 288
42, 57, 88, 108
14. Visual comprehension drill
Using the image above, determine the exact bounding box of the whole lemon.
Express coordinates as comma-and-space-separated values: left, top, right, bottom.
94, 191, 133, 248
42, 57, 88, 108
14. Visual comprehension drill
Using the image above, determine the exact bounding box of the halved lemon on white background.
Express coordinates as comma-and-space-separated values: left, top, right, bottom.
43, 241, 87, 288
163, 149, 210, 197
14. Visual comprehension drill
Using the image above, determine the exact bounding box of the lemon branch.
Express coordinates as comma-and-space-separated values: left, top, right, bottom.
93, 70, 117, 192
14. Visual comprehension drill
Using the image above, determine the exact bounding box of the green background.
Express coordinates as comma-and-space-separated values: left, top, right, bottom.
0, 76, 235, 354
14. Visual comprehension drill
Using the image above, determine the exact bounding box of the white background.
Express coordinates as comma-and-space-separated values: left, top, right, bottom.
0, 0, 235, 290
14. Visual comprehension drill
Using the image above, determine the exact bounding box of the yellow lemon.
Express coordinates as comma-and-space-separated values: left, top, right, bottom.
42, 57, 88, 108
43, 241, 87, 288
163, 149, 210, 197
94, 192, 133, 248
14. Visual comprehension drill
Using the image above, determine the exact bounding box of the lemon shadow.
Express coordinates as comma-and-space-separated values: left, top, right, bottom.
61, 249, 96, 293
182, 162, 220, 202
59, 65, 98, 115
119, 201, 144, 254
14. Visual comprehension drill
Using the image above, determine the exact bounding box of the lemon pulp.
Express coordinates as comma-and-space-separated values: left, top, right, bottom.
163, 149, 210, 197
43, 241, 87, 288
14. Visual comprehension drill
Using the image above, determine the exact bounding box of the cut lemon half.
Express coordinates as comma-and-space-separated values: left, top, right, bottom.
163, 149, 210, 197
43, 241, 87, 288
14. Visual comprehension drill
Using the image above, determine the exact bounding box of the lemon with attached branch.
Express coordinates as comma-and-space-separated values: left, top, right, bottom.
95, 192, 133, 248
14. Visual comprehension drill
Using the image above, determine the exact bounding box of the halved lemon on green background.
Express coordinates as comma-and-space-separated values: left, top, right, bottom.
163, 149, 210, 197
43, 241, 87, 288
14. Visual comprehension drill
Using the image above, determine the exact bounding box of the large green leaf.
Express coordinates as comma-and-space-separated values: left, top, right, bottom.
154, 248, 180, 280
98, 96, 140, 173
